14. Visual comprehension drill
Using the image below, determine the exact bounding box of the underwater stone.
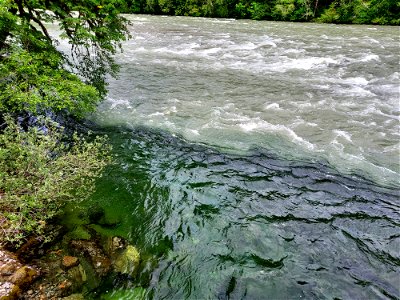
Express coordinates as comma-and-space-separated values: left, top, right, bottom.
104, 236, 127, 257
0, 249, 39, 299
113, 245, 140, 277
69, 240, 111, 277
87, 206, 105, 224
62, 256, 79, 269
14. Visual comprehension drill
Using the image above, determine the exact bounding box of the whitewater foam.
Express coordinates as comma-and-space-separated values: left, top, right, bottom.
333, 130, 353, 143
360, 54, 380, 62
238, 118, 315, 150
95, 15, 400, 188
269, 57, 338, 71
109, 99, 132, 109
264, 103, 281, 110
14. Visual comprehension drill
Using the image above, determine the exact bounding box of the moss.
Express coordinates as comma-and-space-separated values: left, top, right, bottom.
66, 226, 92, 240
113, 245, 141, 277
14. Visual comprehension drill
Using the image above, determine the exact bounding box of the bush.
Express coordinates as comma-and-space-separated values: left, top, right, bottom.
249, 2, 272, 20
0, 115, 111, 247
273, 0, 296, 20
0, 48, 101, 118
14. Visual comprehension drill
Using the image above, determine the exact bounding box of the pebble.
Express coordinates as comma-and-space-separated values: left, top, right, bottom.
62, 256, 79, 269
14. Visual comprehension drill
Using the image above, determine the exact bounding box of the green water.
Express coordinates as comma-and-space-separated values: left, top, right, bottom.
62, 126, 399, 299
61, 15, 399, 299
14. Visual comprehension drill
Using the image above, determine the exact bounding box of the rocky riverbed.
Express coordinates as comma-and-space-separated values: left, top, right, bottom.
0, 209, 143, 299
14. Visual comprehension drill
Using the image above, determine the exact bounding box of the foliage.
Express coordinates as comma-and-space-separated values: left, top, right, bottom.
0, 115, 111, 247
0, 0, 125, 248
0, 0, 130, 118
318, 0, 400, 25
249, 2, 272, 20
0, 47, 99, 118
125, 0, 400, 24
273, 0, 296, 20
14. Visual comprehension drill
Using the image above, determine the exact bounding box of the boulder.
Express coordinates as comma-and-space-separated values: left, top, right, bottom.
104, 236, 127, 257
113, 245, 140, 277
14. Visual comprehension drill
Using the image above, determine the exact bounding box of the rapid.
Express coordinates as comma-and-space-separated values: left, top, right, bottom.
69, 15, 399, 299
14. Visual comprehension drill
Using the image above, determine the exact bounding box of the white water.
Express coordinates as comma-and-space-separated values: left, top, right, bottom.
94, 15, 400, 188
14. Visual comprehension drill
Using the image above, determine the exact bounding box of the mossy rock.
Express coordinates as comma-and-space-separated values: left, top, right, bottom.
67, 225, 92, 240
113, 245, 140, 277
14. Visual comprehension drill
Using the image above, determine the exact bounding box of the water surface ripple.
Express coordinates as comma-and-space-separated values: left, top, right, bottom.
79, 15, 400, 299
88, 128, 399, 299
94, 15, 400, 188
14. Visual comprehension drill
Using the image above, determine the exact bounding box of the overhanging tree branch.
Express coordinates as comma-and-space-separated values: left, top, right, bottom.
28, 8, 52, 41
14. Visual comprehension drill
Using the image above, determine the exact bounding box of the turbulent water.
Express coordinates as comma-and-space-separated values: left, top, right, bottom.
70, 15, 400, 299
96, 15, 399, 188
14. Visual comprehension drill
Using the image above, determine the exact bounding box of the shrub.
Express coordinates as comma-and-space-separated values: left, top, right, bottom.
0, 115, 111, 247
249, 2, 272, 20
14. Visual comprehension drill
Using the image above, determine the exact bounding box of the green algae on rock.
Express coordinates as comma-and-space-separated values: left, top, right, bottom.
113, 245, 140, 277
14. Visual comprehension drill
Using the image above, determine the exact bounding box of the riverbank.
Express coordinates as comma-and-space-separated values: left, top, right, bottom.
0, 207, 144, 299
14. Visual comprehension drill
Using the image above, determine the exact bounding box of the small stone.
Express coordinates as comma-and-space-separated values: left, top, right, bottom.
57, 279, 73, 297
62, 256, 79, 269
0, 263, 16, 276
0, 281, 20, 299
69, 240, 111, 277
9, 266, 38, 287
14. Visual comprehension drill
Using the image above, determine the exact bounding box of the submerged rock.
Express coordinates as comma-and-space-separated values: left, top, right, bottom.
67, 225, 92, 240
88, 206, 105, 224
104, 236, 128, 257
69, 240, 111, 277
62, 256, 79, 269
113, 245, 140, 277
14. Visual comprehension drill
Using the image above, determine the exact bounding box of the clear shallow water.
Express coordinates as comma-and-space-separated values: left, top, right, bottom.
68, 15, 400, 299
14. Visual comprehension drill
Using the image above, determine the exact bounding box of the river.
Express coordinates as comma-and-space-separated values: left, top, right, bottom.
72, 15, 399, 299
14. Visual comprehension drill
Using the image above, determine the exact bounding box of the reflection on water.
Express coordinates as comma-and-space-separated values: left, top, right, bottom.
78, 127, 399, 299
